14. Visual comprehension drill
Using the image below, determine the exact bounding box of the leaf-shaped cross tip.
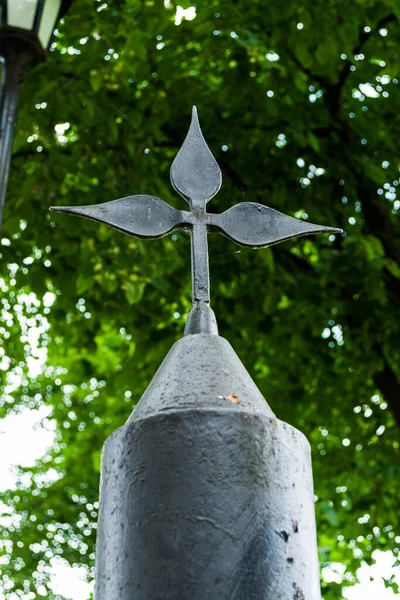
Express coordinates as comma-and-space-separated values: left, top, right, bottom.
170, 106, 222, 208
51, 195, 187, 239
212, 203, 341, 248
50, 106, 342, 335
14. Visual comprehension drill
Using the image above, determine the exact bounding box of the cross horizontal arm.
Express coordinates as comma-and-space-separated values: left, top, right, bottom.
50, 195, 192, 239
209, 202, 342, 248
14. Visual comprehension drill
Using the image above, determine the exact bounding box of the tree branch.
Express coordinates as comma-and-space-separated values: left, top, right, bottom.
288, 13, 396, 117
329, 13, 396, 111
373, 354, 400, 427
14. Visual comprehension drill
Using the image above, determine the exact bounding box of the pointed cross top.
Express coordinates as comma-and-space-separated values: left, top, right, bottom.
50, 107, 342, 335
170, 106, 221, 208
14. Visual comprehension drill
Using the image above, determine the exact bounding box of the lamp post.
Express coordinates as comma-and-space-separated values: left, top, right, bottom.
0, 0, 72, 230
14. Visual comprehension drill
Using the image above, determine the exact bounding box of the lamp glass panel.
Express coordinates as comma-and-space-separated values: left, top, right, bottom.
7, 0, 38, 30
38, 0, 61, 48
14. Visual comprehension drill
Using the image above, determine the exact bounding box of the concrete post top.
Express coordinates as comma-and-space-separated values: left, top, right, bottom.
128, 334, 276, 423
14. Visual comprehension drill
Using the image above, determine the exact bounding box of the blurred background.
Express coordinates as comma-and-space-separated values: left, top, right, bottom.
0, 0, 400, 598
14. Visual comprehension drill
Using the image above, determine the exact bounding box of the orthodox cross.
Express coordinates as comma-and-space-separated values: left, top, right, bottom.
51, 107, 341, 335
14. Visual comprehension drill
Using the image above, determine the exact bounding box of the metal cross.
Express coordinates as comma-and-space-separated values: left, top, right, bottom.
51, 107, 341, 335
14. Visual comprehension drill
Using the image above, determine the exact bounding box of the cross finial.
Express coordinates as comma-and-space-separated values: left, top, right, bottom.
50, 107, 342, 335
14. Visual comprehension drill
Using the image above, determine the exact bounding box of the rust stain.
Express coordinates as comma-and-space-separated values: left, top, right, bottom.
217, 394, 240, 404
226, 394, 239, 404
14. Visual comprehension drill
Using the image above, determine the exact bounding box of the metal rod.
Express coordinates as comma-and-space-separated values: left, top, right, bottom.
0, 56, 20, 231
190, 216, 210, 304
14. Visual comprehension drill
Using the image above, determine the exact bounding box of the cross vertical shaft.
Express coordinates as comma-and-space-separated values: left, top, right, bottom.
185, 213, 218, 336
191, 218, 210, 305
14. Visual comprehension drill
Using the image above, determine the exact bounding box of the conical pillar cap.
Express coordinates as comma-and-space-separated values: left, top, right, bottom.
129, 334, 274, 423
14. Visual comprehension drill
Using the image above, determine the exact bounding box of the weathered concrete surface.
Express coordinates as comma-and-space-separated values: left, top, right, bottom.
95, 334, 321, 600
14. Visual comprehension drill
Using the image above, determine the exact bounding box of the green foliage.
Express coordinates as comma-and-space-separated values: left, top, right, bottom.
1, 0, 400, 597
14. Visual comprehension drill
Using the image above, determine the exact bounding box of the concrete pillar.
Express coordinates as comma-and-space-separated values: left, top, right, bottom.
95, 333, 320, 599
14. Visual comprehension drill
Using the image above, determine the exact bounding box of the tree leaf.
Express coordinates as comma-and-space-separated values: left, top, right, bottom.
125, 281, 146, 305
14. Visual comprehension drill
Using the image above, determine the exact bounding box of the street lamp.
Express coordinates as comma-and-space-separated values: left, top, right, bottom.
0, 0, 72, 230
